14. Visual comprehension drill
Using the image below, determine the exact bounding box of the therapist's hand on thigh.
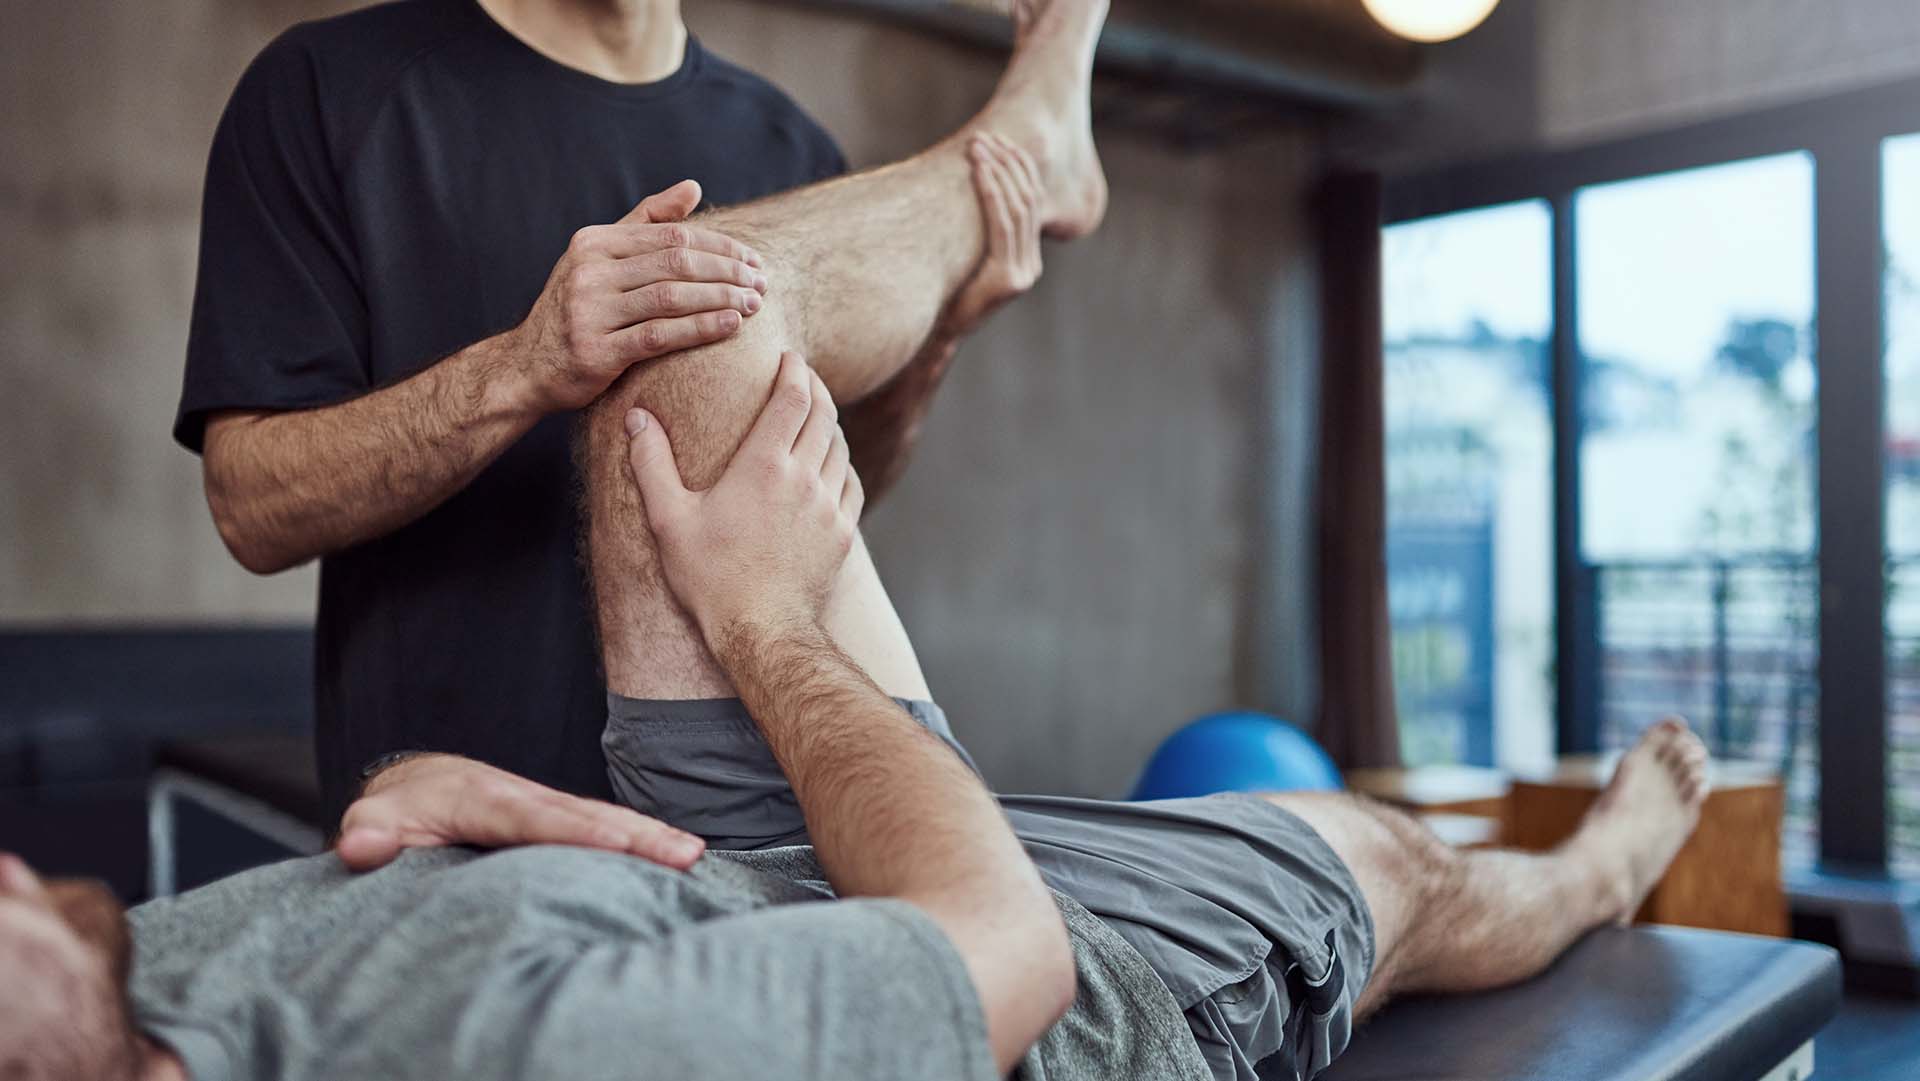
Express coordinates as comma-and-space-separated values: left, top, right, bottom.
336, 753, 706, 872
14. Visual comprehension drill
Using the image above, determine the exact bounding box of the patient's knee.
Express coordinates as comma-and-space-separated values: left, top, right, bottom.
584, 319, 789, 493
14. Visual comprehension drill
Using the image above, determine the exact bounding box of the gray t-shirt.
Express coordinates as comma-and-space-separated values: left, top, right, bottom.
128, 845, 1211, 1081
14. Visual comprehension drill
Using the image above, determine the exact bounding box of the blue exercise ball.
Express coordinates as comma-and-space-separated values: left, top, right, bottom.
1128, 711, 1342, 801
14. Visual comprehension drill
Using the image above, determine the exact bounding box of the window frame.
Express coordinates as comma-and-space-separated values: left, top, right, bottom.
1383, 75, 1920, 873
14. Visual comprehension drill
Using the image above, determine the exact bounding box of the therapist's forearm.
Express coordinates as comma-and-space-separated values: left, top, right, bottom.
202, 330, 542, 574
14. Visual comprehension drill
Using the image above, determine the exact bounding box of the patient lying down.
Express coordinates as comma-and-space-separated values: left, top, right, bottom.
0, 368, 1197, 1081
0, 369, 1709, 1081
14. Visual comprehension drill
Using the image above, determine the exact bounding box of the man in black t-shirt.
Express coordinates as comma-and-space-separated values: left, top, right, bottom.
180, 0, 1107, 820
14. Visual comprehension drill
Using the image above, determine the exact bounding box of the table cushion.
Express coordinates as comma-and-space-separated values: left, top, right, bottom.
154, 733, 324, 829
1315, 925, 1840, 1081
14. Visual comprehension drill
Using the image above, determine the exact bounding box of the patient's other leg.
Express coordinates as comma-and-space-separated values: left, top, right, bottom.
583, 0, 1107, 699
1269, 719, 1710, 1018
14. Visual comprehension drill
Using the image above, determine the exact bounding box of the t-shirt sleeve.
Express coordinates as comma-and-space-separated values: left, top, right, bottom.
492, 899, 999, 1081
804, 121, 849, 184
174, 31, 370, 453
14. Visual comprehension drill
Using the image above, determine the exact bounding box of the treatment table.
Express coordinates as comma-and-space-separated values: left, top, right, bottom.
150, 738, 1844, 1081
1314, 924, 1840, 1081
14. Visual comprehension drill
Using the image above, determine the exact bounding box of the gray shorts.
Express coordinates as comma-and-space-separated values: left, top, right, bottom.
605, 695, 1375, 1081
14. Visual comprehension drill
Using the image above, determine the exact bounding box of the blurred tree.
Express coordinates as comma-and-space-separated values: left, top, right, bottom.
1714, 317, 1801, 389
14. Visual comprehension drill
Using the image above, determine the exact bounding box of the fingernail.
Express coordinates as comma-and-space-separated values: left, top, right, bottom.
673, 835, 705, 863
745, 248, 764, 267
752, 272, 769, 293
624, 409, 647, 435
743, 291, 762, 313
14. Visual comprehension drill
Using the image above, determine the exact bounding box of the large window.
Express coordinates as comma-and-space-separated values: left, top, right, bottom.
1383, 202, 1554, 769
1885, 133, 1920, 875
1575, 154, 1820, 864
1384, 82, 1920, 881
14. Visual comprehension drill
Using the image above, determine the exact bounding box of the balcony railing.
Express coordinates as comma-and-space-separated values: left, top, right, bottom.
1592, 555, 1920, 873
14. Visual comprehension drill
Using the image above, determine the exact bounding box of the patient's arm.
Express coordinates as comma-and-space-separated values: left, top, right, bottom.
625, 356, 1076, 1070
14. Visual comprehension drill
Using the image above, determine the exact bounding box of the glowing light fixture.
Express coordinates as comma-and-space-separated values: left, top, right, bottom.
1361, 0, 1500, 43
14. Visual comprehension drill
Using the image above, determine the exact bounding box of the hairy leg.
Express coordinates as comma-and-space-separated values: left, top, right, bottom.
1265, 720, 1710, 1018
583, 0, 1107, 698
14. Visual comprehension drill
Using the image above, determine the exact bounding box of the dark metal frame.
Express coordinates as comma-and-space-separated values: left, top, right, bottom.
1384, 75, 1920, 874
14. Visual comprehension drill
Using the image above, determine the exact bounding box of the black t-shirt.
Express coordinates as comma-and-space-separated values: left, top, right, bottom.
176, 0, 846, 821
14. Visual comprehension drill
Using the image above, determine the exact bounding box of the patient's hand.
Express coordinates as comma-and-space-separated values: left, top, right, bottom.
337, 753, 706, 872
941, 132, 1045, 338
625, 350, 863, 643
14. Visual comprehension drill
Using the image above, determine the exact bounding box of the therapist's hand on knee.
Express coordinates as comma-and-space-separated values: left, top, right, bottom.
625, 350, 862, 646
335, 753, 706, 872
509, 179, 772, 414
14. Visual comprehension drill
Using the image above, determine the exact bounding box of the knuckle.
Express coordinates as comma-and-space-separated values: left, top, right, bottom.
638, 322, 669, 353
568, 227, 595, 253
477, 777, 520, 805
777, 385, 811, 413
339, 799, 374, 831
654, 282, 683, 311
565, 289, 595, 320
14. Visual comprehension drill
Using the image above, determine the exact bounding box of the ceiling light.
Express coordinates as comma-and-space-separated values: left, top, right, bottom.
1361, 0, 1500, 43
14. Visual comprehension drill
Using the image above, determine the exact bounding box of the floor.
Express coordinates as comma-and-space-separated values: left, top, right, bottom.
1818, 993, 1920, 1078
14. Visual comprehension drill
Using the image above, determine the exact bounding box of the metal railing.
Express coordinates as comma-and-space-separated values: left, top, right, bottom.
1591, 555, 1920, 872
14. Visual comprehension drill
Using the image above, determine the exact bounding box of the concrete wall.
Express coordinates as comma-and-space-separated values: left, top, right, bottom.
0, 0, 1321, 796
0, 0, 355, 623
1538, 0, 1920, 145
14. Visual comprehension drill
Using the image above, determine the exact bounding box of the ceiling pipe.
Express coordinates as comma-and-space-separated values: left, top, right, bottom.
753, 0, 1420, 111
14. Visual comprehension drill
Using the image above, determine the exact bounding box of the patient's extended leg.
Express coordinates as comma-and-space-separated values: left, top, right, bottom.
582, 0, 1107, 700
1267, 719, 1710, 1018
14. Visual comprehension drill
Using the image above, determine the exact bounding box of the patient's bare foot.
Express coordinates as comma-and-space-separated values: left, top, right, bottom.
972, 0, 1108, 239
1570, 718, 1710, 925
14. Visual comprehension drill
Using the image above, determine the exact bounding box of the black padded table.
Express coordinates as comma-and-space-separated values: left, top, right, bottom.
148, 733, 326, 896
1314, 925, 1840, 1081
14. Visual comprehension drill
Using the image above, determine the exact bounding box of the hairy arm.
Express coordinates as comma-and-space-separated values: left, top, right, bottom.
625, 356, 1075, 1071
203, 182, 767, 573
203, 334, 534, 573
717, 620, 1074, 1073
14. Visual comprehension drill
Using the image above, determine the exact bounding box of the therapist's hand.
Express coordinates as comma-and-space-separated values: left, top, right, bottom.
510, 179, 771, 413
336, 753, 706, 872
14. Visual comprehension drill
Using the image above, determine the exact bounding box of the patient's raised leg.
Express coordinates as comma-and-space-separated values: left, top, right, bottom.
1267, 719, 1710, 1017
582, 0, 1107, 700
